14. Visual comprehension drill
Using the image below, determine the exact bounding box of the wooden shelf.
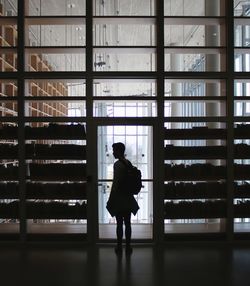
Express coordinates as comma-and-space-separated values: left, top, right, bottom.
164, 127, 227, 139
235, 203, 250, 218
26, 182, 87, 199
165, 164, 226, 181
28, 163, 87, 181
0, 182, 18, 199
0, 124, 86, 140
164, 200, 227, 219
26, 202, 87, 219
165, 182, 227, 200
0, 143, 86, 160
165, 145, 226, 160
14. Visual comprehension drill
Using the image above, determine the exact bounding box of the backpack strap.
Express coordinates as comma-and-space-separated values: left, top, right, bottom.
119, 158, 132, 169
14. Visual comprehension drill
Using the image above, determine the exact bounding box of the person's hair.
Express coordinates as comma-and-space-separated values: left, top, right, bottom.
112, 142, 125, 154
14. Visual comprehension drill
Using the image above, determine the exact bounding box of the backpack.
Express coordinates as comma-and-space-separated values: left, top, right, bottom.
121, 160, 142, 195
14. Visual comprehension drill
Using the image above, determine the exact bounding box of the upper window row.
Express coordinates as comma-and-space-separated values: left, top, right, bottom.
0, 0, 250, 17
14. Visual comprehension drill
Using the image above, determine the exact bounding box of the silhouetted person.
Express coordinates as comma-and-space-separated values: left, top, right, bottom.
106, 142, 139, 255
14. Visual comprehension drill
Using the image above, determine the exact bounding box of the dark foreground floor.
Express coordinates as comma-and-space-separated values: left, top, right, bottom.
0, 243, 250, 286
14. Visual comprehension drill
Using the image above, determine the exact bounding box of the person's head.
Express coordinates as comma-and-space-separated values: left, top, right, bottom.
112, 142, 125, 159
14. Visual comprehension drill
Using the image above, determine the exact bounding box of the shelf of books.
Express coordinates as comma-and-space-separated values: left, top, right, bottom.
234, 79, 250, 238
25, 120, 87, 240
164, 79, 227, 239
0, 78, 19, 240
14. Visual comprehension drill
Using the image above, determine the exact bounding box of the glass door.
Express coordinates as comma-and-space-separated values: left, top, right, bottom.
97, 125, 153, 240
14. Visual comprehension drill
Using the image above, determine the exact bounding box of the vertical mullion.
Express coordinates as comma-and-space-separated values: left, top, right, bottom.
154, 0, 165, 244
86, 0, 97, 244
17, 0, 26, 242
226, 0, 234, 242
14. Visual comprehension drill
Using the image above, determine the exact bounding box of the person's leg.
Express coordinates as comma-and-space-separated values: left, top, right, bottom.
124, 212, 132, 254
115, 214, 123, 253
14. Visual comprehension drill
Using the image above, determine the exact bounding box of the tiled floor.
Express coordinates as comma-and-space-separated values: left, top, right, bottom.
0, 243, 250, 286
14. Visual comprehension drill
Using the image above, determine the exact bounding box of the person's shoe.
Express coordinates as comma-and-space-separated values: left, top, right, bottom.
125, 245, 133, 255
115, 245, 123, 255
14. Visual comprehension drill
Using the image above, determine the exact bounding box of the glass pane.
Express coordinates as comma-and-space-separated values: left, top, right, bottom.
93, 0, 155, 16
0, 51, 17, 72
235, 25, 250, 47
98, 125, 153, 239
0, 1, 18, 16
0, 100, 17, 117
0, 25, 17, 47
25, 79, 85, 97
0, 80, 17, 97
26, 0, 86, 16
93, 79, 156, 97
93, 19, 155, 46
164, 101, 226, 117
164, 24, 224, 47
26, 24, 86, 46
94, 48, 156, 71
165, 51, 226, 72
93, 101, 157, 117
26, 51, 85, 71
235, 53, 250, 72
234, 0, 250, 16
24, 101, 86, 117
165, 79, 225, 97
164, 0, 224, 16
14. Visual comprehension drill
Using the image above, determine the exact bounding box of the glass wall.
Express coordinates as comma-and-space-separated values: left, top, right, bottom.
0, 0, 249, 242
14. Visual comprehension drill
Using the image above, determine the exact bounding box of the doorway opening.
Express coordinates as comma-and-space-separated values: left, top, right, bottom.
97, 125, 153, 240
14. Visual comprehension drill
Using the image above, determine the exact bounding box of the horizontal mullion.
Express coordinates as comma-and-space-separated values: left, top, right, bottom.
164, 79, 224, 83
0, 17, 17, 25
93, 16, 155, 24
26, 78, 84, 83
93, 96, 155, 101
234, 17, 250, 25
235, 47, 250, 54
23, 71, 158, 79
98, 179, 153, 182
93, 117, 156, 125
22, 72, 87, 79
234, 117, 250, 122
0, 73, 20, 79
0, 97, 17, 101
234, 73, 250, 79
0, 47, 18, 52
164, 116, 227, 122
165, 155, 226, 160
234, 97, 250, 101
93, 71, 157, 78
25, 96, 86, 101
164, 47, 226, 54
164, 16, 225, 25
25, 47, 85, 54
24, 117, 86, 123
164, 72, 227, 79
93, 46, 156, 53
0, 117, 18, 123
0, 71, 230, 79
25, 16, 86, 25
164, 96, 227, 102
